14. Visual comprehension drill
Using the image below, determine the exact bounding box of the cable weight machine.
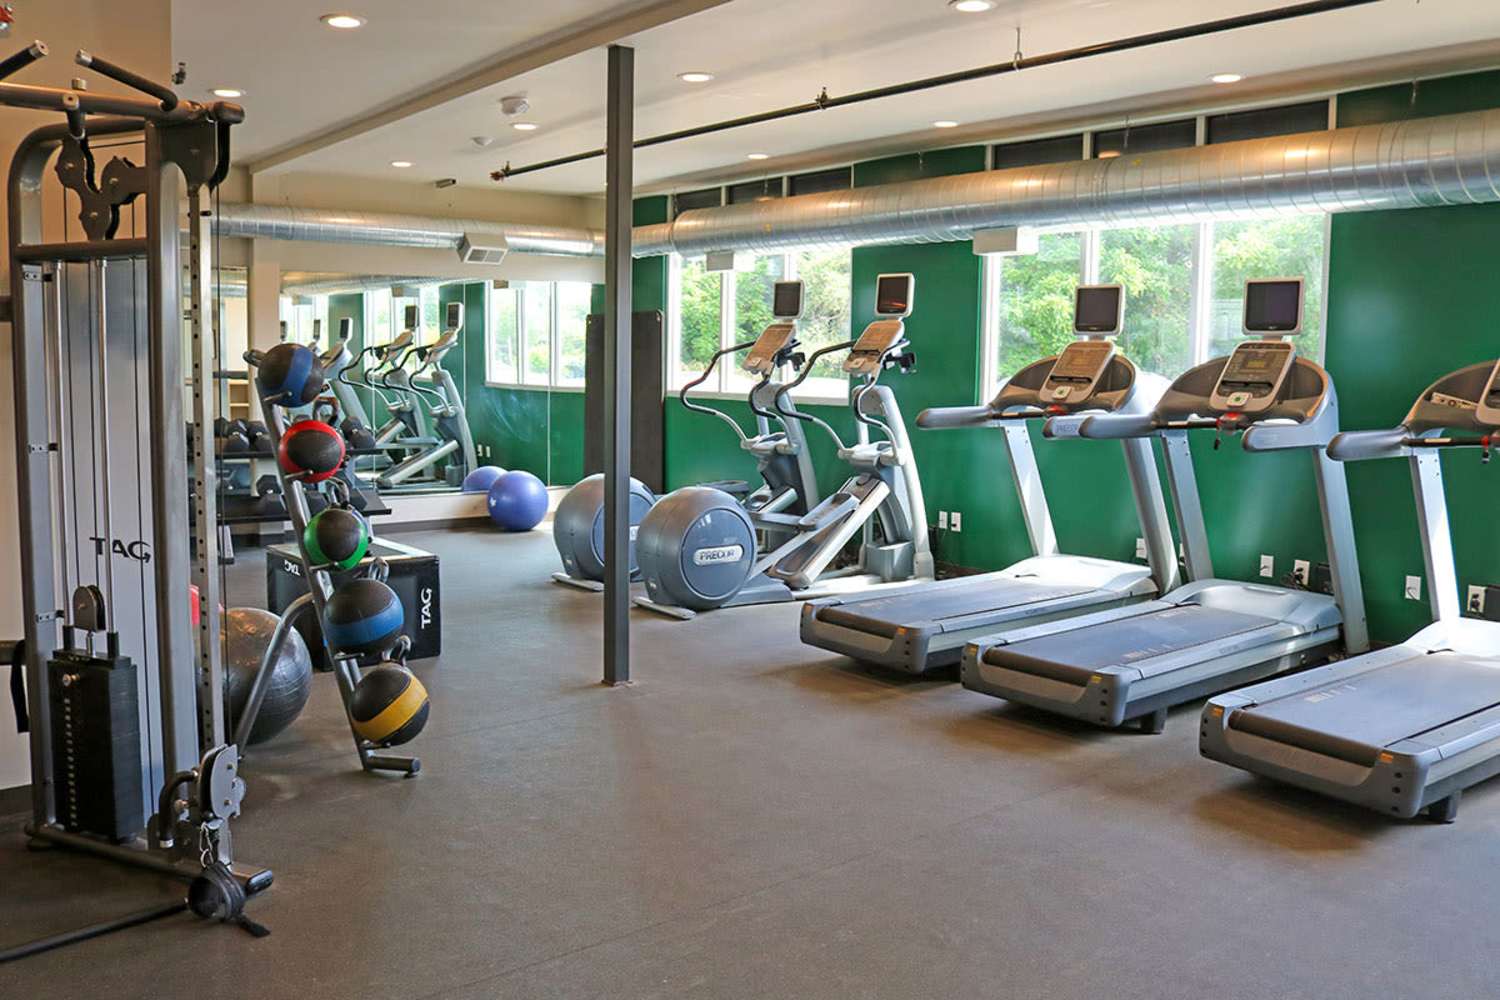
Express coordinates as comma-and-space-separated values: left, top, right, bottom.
1, 41, 269, 959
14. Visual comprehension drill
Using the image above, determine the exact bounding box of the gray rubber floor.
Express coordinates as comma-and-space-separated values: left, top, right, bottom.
4, 524, 1499, 999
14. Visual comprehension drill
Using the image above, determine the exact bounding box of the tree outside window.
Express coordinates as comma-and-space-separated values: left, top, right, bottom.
987, 215, 1328, 396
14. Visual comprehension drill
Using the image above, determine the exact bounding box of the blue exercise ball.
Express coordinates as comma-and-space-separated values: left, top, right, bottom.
462, 464, 507, 494
487, 470, 549, 531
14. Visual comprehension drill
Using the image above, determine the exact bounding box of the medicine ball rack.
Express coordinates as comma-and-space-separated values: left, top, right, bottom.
1, 41, 270, 957
241, 364, 421, 777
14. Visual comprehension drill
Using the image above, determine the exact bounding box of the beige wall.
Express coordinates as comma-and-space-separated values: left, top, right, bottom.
0, 1, 173, 791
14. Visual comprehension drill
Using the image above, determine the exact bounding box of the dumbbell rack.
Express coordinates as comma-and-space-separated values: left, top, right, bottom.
250, 373, 420, 777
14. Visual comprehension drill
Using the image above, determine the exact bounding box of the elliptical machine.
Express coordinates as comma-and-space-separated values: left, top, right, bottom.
376, 301, 477, 489
552, 279, 820, 590
634, 273, 933, 619
319, 317, 379, 449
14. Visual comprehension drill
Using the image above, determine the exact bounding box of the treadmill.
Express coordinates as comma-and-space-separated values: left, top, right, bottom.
1202, 357, 1500, 822
962, 279, 1370, 733
799, 284, 1181, 674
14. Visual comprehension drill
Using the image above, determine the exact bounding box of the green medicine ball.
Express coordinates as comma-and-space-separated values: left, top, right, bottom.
302, 507, 370, 570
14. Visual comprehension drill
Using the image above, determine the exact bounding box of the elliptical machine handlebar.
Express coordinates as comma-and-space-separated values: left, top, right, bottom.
773, 338, 858, 452
747, 342, 805, 424
680, 338, 760, 445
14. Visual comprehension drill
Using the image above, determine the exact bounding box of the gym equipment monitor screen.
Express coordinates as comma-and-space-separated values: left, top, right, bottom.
773, 280, 804, 319
446, 302, 463, 328
875, 274, 915, 318
1074, 285, 1123, 334
1244, 279, 1302, 334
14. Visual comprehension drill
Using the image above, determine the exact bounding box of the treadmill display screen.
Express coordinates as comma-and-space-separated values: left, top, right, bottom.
1244, 279, 1302, 333
875, 274, 914, 317
1074, 285, 1122, 334
773, 280, 804, 319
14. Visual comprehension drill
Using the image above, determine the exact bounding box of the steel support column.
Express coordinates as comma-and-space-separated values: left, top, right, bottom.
602, 44, 634, 686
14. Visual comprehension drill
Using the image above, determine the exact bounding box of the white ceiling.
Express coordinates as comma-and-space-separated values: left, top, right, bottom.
175, 0, 1500, 196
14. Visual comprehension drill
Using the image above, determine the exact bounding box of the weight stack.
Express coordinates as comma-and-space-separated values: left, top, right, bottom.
47, 650, 145, 842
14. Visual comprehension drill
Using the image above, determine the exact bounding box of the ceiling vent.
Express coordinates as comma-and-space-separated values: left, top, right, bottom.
459, 232, 508, 264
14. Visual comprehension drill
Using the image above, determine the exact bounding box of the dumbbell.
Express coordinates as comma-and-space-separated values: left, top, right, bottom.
245, 420, 273, 454
341, 417, 377, 451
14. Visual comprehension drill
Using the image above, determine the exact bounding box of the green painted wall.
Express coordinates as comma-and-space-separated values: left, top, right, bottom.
1320, 71, 1500, 643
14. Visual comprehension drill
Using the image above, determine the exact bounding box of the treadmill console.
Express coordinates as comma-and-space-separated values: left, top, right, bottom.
1045, 341, 1116, 405
1210, 279, 1304, 413
1478, 358, 1500, 426
1211, 340, 1296, 413
1042, 284, 1122, 404
744, 322, 797, 376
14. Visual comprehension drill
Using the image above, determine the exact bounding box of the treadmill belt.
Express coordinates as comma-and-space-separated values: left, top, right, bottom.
817, 578, 1095, 636
993, 605, 1278, 672
1230, 652, 1500, 764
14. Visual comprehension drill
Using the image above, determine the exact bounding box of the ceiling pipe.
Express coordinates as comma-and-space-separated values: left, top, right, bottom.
212, 203, 605, 257
492, 0, 1381, 181
634, 107, 1500, 257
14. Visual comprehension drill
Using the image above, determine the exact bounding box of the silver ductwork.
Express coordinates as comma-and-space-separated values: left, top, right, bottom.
213, 203, 605, 257
634, 107, 1500, 257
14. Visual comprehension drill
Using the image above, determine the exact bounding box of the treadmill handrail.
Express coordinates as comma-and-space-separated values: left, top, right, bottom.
1077, 412, 1160, 440
1328, 426, 1412, 462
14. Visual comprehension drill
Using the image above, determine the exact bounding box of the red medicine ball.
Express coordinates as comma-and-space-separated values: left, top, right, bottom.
278, 420, 345, 483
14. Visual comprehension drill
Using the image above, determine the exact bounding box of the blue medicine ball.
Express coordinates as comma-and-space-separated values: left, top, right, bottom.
257, 343, 325, 407
487, 470, 548, 531
462, 464, 507, 494
323, 578, 405, 657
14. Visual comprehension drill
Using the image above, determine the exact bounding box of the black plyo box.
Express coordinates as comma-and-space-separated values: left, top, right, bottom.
267, 538, 442, 667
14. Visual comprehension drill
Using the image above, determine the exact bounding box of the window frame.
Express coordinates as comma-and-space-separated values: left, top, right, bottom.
667, 249, 852, 406
980, 216, 1332, 402
483, 279, 593, 392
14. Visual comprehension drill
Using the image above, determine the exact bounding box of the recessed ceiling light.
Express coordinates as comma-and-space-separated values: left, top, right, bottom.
933, 120, 960, 128
677, 71, 714, 83
747, 153, 770, 160
949, 0, 995, 12
320, 13, 367, 29
512, 121, 539, 132
390, 160, 413, 168
1211, 73, 1244, 84
211, 88, 244, 99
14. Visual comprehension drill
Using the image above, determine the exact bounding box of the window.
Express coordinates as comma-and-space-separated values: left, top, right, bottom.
1093, 118, 1197, 158
278, 294, 328, 346
992, 133, 1085, 170
668, 248, 852, 402
485, 279, 596, 389
1206, 100, 1329, 144
364, 288, 394, 346
984, 215, 1329, 397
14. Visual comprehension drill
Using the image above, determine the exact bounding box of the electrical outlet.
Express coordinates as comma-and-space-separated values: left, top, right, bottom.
1259, 554, 1274, 579
1293, 559, 1311, 586
951, 512, 963, 533
938, 511, 949, 529
1468, 585, 1487, 616
1135, 537, 1147, 560
1404, 575, 1423, 601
